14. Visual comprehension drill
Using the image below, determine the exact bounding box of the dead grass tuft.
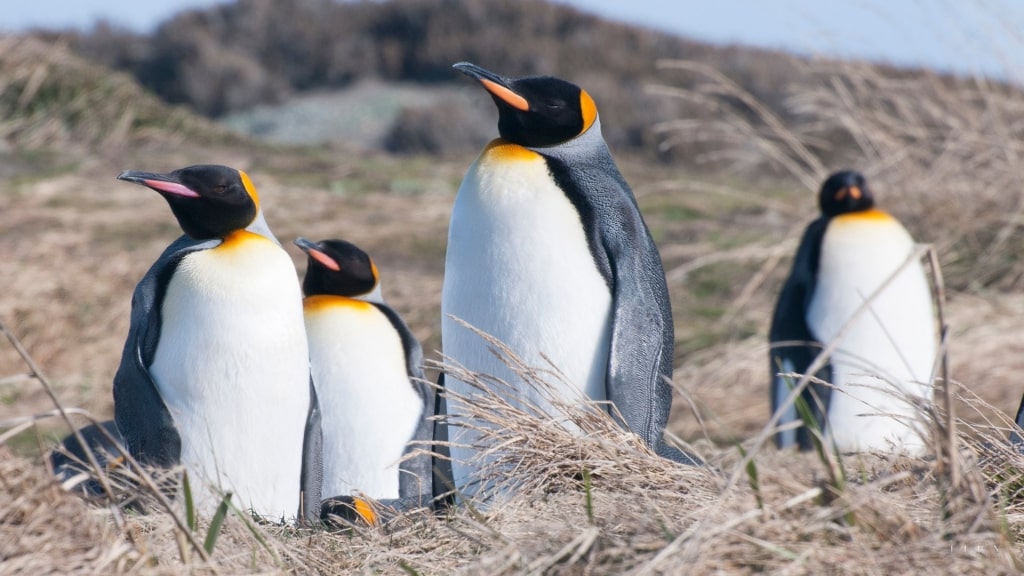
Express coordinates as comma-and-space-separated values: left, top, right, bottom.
3, 315, 1024, 573
0, 34, 237, 152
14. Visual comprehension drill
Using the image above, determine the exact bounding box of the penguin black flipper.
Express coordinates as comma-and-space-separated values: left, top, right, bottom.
373, 303, 435, 507
542, 142, 698, 465
431, 371, 454, 507
1010, 393, 1024, 448
768, 218, 833, 451
113, 235, 219, 469
299, 378, 323, 524
50, 420, 126, 496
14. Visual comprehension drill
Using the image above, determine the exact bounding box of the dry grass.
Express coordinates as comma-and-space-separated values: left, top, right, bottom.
5, 333, 1024, 574
0, 35, 237, 152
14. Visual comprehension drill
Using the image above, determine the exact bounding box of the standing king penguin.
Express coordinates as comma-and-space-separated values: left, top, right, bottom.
769, 170, 936, 454
442, 62, 697, 497
114, 165, 321, 523
294, 237, 436, 514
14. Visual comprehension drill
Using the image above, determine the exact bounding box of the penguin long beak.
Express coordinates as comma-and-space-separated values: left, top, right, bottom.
117, 170, 200, 198
452, 61, 530, 112
294, 237, 341, 272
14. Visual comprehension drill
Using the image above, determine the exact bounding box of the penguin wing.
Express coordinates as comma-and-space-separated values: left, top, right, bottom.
601, 203, 689, 462
1010, 394, 1024, 448
372, 304, 435, 506
431, 371, 454, 506
113, 236, 219, 469
542, 149, 698, 464
768, 218, 833, 450
300, 378, 323, 523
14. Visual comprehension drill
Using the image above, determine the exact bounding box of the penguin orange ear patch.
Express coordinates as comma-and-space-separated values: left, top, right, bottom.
480, 78, 530, 111
238, 170, 261, 209
580, 89, 598, 133
353, 497, 378, 526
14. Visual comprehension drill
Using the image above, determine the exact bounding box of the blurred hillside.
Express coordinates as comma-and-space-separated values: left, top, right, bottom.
40, 0, 1020, 171
31, 0, 975, 163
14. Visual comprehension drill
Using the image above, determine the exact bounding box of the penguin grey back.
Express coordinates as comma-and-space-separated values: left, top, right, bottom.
531, 119, 691, 463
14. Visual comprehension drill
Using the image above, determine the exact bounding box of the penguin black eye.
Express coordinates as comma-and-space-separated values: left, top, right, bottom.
542, 99, 565, 110
212, 185, 227, 194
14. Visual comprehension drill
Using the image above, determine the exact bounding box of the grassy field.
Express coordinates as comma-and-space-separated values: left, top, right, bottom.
2, 34, 1024, 574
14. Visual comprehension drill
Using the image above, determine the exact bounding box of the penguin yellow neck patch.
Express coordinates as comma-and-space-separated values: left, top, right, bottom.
303, 294, 375, 314
239, 170, 261, 210
579, 89, 598, 133
216, 229, 264, 252
481, 139, 541, 162
833, 208, 893, 223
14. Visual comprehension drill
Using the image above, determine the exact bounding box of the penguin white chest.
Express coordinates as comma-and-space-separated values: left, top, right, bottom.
151, 233, 310, 520
304, 298, 422, 500
807, 210, 936, 453
442, 144, 613, 413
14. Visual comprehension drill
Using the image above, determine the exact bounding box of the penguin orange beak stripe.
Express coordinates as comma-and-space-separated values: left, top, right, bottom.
309, 249, 341, 272
453, 61, 531, 112
479, 78, 530, 112
117, 170, 201, 198
140, 179, 201, 198
294, 237, 342, 272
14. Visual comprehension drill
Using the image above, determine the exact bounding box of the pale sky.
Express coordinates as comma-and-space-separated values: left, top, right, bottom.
3, 0, 1023, 81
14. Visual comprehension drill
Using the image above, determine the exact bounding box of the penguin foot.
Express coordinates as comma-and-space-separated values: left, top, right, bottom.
656, 443, 705, 467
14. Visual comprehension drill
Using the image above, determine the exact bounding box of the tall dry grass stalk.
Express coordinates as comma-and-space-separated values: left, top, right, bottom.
649, 57, 1024, 292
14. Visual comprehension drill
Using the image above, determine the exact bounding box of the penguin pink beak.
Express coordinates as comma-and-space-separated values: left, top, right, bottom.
117, 170, 201, 198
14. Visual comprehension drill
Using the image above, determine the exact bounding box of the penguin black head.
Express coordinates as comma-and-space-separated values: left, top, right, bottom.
295, 237, 380, 299
117, 164, 259, 240
453, 61, 598, 148
819, 170, 874, 217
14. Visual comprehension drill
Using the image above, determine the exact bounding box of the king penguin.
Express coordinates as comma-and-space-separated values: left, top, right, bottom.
1010, 394, 1024, 449
769, 170, 936, 454
441, 62, 698, 498
293, 237, 436, 515
113, 165, 321, 523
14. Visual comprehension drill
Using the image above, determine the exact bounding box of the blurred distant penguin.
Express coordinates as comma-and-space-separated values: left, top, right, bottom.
441, 62, 697, 497
1010, 395, 1024, 448
294, 237, 436, 513
769, 170, 936, 454
114, 165, 321, 522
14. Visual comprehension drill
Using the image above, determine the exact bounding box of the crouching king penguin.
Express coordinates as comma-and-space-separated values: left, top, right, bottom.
441, 62, 698, 498
50, 420, 128, 498
1010, 394, 1024, 449
113, 165, 321, 523
769, 170, 936, 454
293, 237, 438, 518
